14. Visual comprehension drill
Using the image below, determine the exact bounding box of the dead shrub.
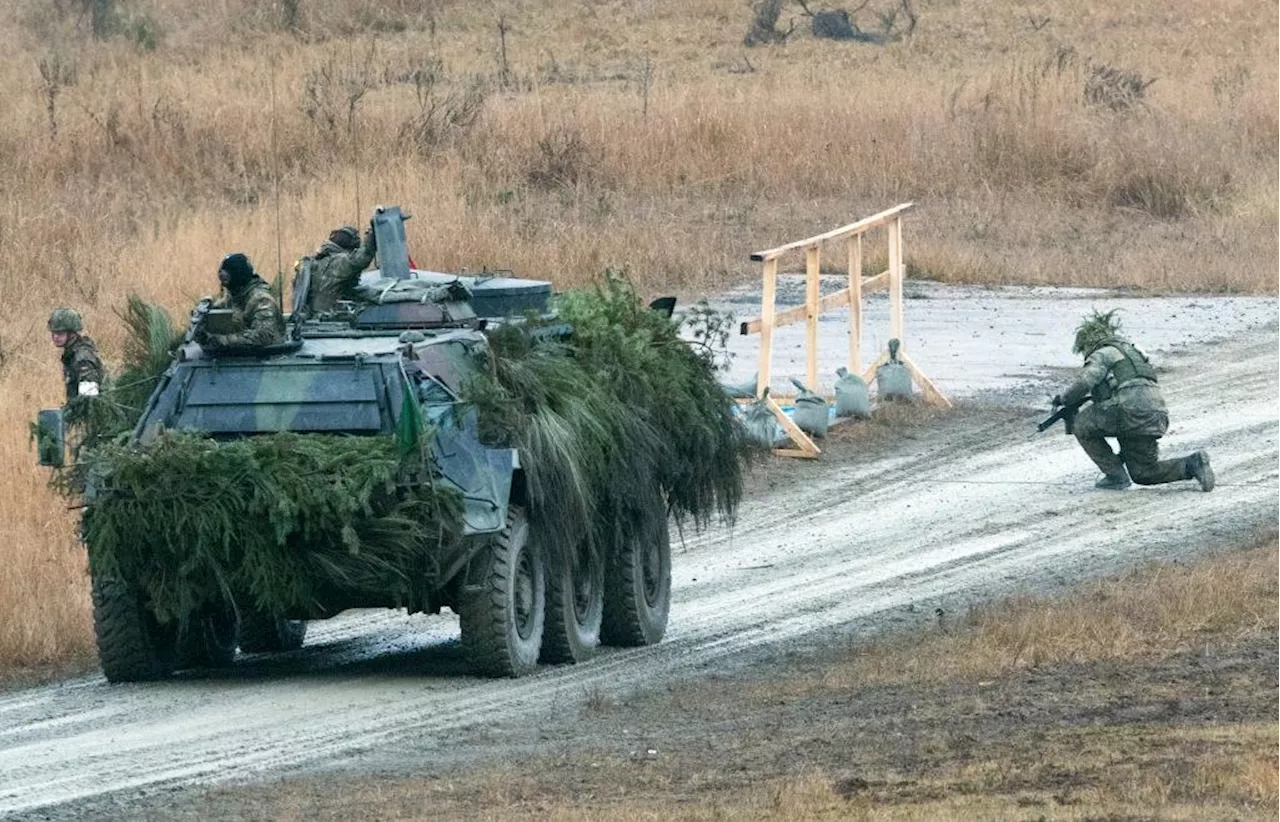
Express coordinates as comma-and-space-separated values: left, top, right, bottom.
1086, 64, 1157, 112
394, 64, 487, 156
744, 0, 794, 46
811, 8, 857, 40
1107, 166, 1233, 220
526, 127, 596, 191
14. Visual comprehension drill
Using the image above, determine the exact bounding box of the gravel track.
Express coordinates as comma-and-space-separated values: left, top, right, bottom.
0, 292, 1275, 818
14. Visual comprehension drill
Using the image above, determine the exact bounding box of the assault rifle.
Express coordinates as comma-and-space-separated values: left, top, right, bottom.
1036, 395, 1090, 435
184, 296, 214, 345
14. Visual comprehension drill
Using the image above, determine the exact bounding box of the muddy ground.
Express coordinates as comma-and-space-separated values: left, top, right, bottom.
0, 287, 1275, 819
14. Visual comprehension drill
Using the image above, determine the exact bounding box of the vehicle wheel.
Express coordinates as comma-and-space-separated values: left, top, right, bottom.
238, 610, 307, 653
459, 507, 545, 677
601, 518, 671, 647
92, 577, 177, 683
540, 538, 604, 664
176, 603, 239, 670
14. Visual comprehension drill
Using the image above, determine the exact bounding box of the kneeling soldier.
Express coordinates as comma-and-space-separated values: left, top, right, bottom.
1054, 310, 1213, 491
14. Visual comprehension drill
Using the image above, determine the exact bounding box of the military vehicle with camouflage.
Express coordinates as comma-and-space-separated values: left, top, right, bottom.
36, 207, 739, 683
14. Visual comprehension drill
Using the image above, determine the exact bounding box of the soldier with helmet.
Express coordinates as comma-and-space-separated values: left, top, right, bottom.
199, 253, 286, 350
1053, 309, 1214, 491
305, 219, 378, 315
48, 307, 105, 402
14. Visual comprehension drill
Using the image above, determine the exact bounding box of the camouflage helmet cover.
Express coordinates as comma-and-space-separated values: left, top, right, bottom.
1072, 308, 1123, 355
48, 307, 83, 333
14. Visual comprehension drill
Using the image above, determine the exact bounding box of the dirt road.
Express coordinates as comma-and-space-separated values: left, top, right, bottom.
0, 296, 1275, 818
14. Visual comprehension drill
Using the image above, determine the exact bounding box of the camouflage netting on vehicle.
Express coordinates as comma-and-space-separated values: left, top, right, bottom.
466, 272, 747, 564
81, 433, 464, 622
57, 275, 747, 623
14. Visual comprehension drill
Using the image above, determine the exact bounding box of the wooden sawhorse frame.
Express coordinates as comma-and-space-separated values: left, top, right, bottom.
740, 202, 951, 458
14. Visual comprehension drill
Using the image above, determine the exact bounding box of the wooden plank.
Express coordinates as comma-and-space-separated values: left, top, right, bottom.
896, 212, 906, 340
861, 351, 888, 387
767, 396, 821, 458
805, 245, 820, 390
739, 272, 887, 335
861, 270, 890, 293
848, 235, 862, 373
899, 350, 953, 409
774, 448, 820, 460
751, 203, 916, 261
733, 394, 836, 405
756, 258, 778, 398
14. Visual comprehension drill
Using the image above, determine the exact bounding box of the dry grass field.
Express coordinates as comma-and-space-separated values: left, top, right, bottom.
0, 0, 1275, 676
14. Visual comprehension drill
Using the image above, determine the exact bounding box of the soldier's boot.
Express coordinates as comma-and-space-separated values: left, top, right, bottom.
1186, 450, 1215, 492
1095, 467, 1132, 490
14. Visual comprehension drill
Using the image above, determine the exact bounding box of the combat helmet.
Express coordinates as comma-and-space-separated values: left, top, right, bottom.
1072, 308, 1122, 355
329, 225, 360, 251
48, 307, 83, 334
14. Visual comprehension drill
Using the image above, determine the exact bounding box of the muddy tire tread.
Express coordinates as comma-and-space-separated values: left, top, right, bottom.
460, 508, 543, 677
92, 577, 175, 683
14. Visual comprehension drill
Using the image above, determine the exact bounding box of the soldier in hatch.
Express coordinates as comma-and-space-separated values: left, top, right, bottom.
1054, 309, 1213, 491
305, 219, 378, 315
49, 308, 106, 402
199, 253, 286, 350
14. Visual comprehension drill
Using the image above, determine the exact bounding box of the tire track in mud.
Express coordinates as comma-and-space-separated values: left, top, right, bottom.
0, 328, 1276, 818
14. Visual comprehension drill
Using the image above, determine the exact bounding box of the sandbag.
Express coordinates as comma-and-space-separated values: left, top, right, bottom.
742, 390, 783, 448
834, 367, 871, 418
789, 378, 830, 438
876, 339, 915, 402
720, 372, 759, 399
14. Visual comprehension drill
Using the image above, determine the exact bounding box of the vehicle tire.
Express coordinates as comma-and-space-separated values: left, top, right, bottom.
92, 577, 177, 683
459, 507, 545, 677
600, 518, 671, 647
238, 610, 307, 653
176, 603, 239, 670
540, 538, 604, 664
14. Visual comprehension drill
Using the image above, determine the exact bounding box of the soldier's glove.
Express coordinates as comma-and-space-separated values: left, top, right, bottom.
203, 333, 229, 350
1051, 394, 1064, 408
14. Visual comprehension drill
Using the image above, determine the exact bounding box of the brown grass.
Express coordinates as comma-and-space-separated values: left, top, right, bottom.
0, 0, 1276, 678
813, 532, 1280, 688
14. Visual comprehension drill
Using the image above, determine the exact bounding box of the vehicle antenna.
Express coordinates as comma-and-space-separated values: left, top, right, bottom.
270, 52, 284, 295
350, 41, 362, 225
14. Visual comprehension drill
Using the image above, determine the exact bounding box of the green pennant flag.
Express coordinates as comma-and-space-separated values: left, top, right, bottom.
396, 380, 426, 458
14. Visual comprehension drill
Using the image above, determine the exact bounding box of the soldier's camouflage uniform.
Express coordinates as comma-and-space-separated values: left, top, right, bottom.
1060, 337, 1201, 487
207, 277, 286, 349
61, 335, 105, 402
307, 229, 377, 315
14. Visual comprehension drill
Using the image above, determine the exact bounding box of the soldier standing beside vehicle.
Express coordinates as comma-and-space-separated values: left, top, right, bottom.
199, 253, 286, 350
305, 219, 378, 315
1053, 310, 1214, 491
48, 308, 105, 402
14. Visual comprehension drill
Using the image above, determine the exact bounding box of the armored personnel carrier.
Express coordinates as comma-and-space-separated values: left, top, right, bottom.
39, 208, 674, 681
